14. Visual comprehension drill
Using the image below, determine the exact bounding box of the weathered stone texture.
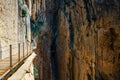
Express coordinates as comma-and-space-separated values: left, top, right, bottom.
35, 0, 120, 80
0, 0, 31, 59
0, 0, 19, 59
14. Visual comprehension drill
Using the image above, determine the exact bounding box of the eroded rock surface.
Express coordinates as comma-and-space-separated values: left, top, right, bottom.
34, 0, 120, 80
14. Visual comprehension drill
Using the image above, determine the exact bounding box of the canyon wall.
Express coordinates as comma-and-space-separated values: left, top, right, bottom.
0, 0, 19, 58
0, 0, 31, 59
34, 0, 120, 80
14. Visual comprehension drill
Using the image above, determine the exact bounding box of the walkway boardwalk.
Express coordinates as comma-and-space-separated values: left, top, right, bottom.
0, 42, 33, 79
0, 52, 30, 77
8, 52, 36, 80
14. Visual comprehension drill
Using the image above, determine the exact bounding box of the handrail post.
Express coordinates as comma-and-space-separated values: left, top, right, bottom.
18, 43, 20, 61
10, 45, 12, 68
30, 43, 31, 53
23, 42, 24, 58
27, 42, 28, 55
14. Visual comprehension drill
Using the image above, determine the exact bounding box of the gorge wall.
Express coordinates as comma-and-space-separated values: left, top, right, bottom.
0, 0, 19, 59
33, 0, 120, 80
0, 0, 32, 59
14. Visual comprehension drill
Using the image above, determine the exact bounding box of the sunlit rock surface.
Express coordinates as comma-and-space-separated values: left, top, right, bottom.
0, 0, 31, 59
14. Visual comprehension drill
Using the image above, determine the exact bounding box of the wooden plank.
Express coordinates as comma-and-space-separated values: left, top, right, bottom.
0, 50, 30, 77
0, 55, 17, 76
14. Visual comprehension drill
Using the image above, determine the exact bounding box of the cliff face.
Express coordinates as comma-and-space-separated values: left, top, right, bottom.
0, 0, 32, 59
34, 0, 120, 80
0, 0, 19, 58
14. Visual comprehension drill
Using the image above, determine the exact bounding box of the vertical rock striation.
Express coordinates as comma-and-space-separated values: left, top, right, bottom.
34, 0, 120, 80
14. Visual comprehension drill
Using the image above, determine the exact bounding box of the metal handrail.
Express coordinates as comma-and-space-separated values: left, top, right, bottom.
0, 42, 33, 79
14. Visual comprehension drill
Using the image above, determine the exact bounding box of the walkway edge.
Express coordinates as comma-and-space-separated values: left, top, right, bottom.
8, 52, 36, 80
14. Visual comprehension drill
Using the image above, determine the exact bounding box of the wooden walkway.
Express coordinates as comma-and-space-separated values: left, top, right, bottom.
0, 51, 31, 79
0, 42, 35, 79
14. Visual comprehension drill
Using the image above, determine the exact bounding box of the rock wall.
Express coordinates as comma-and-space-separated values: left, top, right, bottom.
0, 0, 19, 59
0, 0, 32, 59
34, 0, 120, 80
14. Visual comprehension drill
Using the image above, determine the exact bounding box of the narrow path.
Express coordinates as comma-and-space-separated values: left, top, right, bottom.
0, 51, 29, 79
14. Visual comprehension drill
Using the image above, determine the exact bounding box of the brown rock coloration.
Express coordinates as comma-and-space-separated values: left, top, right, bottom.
33, 0, 120, 80
0, 0, 119, 80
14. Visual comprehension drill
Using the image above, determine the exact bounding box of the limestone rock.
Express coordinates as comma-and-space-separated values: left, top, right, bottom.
34, 0, 120, 80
